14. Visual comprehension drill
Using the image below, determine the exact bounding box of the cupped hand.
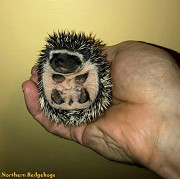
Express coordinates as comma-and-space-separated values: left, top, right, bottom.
22, 41, 180, 178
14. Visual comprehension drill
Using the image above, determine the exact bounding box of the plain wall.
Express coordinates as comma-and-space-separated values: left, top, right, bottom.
0, 0, 180, 178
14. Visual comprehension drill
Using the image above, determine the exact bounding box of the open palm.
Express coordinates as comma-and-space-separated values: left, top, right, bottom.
23, 41, 180, 177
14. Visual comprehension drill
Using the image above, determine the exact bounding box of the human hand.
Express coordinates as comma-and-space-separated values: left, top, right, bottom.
22, 41, 180, 179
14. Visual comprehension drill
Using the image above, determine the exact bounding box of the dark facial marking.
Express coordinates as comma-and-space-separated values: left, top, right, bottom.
50, 53, 82, 74
80, 49, 91, 61
52, 74, 65, 83
78, 88, 90, 103
54, 57, 64, 67
75, 72, 88, 84
51, 89, 65, 105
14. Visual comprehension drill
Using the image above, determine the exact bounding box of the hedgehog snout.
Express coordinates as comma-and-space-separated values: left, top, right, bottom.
50, 53, 82, 74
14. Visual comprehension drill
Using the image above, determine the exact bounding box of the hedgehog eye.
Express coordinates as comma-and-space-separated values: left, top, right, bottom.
52, 74, 65, 83
80, 49, 91, 61
75, 72, 88, 84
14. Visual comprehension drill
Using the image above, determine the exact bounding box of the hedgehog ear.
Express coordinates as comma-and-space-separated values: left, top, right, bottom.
80, 48, 91, 61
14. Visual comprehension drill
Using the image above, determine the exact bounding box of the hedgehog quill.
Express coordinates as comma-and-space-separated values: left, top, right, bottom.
37, 31, 112, 125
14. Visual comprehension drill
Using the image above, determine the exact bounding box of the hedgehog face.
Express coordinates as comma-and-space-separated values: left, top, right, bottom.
49, 50, 83, 74
42, 51, 99, 110
37, 31, 112, 125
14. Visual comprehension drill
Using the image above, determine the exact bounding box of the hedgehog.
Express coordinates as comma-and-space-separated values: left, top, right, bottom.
37, 31, 112, 125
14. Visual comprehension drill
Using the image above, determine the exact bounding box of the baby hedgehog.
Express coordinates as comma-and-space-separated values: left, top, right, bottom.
37, 31, 112, 125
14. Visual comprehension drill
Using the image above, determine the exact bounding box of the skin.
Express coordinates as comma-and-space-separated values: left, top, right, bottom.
22, 41, 180, 179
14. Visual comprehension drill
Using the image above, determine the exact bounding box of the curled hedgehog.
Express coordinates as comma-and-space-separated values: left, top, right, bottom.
37, 31, 112, 125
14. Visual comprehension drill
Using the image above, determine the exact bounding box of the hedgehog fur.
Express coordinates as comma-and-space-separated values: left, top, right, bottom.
37, 31, 112, 125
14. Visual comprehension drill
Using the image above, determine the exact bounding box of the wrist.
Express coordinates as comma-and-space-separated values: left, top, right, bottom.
147, 147, 180, 179
144, 115, 180, 179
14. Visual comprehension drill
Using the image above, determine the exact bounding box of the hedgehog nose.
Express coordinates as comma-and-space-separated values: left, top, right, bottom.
53, 58, 69, 73
55, 58, 64, 67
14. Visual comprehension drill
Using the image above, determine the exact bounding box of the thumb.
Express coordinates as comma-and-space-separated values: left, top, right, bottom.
22, 80, 41, 117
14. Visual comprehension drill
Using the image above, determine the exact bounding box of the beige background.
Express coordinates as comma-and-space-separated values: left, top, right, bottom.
0, 0, 180, 178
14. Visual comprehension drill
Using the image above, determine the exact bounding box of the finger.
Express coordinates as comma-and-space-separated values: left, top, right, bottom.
31, 65, 37, 75
22, 80, 42, 118
22, 80, 72, 139
22, 80, 54, 130
29, 75, 38, 83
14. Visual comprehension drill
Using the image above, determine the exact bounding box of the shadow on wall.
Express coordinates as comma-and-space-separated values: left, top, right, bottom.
0, 83, 161, 178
